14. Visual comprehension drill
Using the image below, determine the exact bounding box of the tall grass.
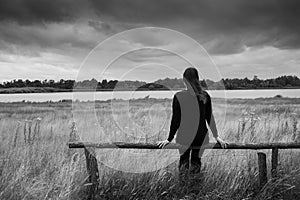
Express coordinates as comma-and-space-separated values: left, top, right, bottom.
0, 98, 299, 199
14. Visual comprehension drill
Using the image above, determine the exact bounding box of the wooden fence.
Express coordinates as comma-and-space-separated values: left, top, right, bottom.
68, 141, 300, 200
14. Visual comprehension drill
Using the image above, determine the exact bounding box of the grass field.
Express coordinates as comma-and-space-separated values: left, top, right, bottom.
0, 97, 300, 199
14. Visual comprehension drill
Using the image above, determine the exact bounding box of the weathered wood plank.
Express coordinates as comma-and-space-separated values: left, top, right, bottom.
258, 152, 268, 189
271, 148, 279, 178
68, 122, 99, 200
68, 142, 300, 149
84, 147, 99, 200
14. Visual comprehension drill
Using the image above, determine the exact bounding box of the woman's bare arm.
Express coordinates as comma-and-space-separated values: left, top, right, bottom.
158, 94, 181, 148
167, 95, 181, 142
208, 113, 219, 138
205, 94, 227, 148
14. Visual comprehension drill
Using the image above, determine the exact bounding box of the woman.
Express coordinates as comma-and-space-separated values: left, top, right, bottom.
158, 67, 227, 175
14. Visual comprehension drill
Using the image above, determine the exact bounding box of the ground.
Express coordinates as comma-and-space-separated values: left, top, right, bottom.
0, 97, 299, 199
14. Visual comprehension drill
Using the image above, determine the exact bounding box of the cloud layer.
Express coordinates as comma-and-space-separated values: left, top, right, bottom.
0, 0, 299, 81
1, 0, 300, 53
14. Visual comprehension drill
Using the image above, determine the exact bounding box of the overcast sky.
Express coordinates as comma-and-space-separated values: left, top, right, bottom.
0, 0, 299, 82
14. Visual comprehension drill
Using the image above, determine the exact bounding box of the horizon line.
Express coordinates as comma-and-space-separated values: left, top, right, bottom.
1, 74, 299, 83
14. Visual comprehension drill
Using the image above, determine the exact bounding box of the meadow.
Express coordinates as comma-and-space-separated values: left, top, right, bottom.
0, 97, 300, 200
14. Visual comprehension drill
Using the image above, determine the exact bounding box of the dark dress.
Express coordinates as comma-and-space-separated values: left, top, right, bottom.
167, 90, 217, 174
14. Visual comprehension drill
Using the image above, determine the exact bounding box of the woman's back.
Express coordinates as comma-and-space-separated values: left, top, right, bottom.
171, 89, 211, 146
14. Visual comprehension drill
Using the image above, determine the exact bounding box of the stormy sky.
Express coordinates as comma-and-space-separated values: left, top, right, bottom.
0, 0, 299, 82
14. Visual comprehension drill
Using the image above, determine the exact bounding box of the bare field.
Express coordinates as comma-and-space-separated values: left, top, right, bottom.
0, 97, 300, 199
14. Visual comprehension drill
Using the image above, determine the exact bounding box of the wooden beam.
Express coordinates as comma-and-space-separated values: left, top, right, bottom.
68, 142, 300, 150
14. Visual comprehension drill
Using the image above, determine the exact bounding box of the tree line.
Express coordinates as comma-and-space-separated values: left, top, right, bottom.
0, 75, 299, 90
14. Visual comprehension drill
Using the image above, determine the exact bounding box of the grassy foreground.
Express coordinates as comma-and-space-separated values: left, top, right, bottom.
0, 97, 300, 199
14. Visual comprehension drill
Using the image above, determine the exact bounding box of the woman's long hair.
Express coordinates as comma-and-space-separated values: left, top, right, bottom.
183, 67, 207, 103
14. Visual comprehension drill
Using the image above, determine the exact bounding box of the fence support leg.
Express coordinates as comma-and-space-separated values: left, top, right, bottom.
271, 148, 278, 178
258, 152, 267, 189
84, 147, 99, 200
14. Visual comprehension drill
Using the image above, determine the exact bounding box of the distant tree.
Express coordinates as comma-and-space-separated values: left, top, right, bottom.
42, 79, 48, 87
32, 80, 42, 87
25, 79, 31, 87
64, 80, 75, 89
101, 79, 108, 88
106, 80, 118, 89
49, 80, 55, 87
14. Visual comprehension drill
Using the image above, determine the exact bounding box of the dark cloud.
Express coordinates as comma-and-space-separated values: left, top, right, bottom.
88, 20, 113, 35
0, 0, 88, 24
89, 0, 300, 53
0, 0, 300, 54
0, 21, 98, 52
89, 0, 300, 30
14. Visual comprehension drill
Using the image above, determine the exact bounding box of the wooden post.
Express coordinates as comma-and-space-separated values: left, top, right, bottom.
271, 148, 278, 178
258, 152, 267, 189
68, 122, 99, 200
84, 147, 99, 200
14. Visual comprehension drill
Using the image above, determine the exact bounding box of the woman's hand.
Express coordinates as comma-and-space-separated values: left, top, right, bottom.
157, 140, 170, 149
215, 137, 228, 149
